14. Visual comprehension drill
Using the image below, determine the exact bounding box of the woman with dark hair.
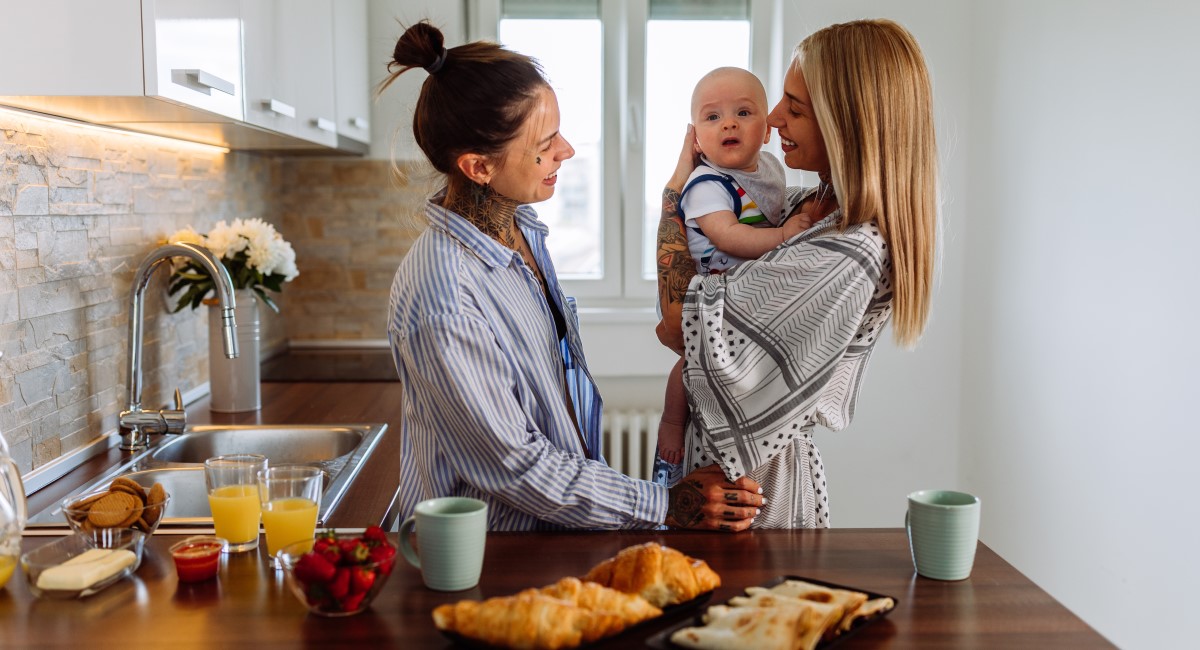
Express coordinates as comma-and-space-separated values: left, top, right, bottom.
383, 22, 764, 531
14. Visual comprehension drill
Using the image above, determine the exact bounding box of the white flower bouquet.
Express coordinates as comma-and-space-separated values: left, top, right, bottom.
166, 218, 299, 313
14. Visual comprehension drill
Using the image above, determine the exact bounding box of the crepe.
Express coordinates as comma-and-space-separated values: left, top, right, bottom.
670, 604, 833, 650
667, 579, 894, 650
762, 580, 869, 637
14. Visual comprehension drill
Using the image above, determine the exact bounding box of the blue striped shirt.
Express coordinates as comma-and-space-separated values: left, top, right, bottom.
388, 192, 668, 531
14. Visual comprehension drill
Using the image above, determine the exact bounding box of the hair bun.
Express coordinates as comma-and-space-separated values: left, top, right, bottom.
390, 20, 446, 74
425, 47, 448, 74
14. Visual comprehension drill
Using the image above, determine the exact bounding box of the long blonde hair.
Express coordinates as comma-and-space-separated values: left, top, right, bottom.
796, 19, 938, 349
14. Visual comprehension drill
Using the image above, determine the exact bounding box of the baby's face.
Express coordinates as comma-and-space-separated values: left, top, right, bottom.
691, 70, 770, 173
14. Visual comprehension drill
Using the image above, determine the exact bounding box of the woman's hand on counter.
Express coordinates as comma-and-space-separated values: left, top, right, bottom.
665, 465, 763, 532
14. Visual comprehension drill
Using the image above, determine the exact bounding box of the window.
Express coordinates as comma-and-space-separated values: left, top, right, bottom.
474, 0, 777, 306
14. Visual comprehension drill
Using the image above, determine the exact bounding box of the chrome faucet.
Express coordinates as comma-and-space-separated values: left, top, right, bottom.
119, 242, 239, 451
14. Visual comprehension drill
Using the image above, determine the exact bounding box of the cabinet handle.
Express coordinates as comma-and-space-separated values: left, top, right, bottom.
350, 116, 369, 130
264, 99, 296, 118
313, 117, 336, 132
177, 69, 236, 96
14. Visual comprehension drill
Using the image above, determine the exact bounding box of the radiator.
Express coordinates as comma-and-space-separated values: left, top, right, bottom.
601, 409, 662, 481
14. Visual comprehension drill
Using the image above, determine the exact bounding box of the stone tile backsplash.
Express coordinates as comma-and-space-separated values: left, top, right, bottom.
0, 110, 427, 473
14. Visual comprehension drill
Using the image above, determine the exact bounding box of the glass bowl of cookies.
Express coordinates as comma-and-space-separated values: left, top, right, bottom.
61, 477, 170, 536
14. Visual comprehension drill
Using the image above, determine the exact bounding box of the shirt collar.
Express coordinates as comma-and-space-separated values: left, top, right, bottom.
424, 188, 550, 270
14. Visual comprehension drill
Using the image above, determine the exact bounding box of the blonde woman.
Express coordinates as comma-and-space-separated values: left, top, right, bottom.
655, 19, 938, 528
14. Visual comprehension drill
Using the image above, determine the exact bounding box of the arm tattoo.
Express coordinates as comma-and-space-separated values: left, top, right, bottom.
666, 479, 706, 528
657, 188, 696, 312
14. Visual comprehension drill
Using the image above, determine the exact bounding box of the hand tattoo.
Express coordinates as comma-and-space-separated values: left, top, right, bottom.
666, 479, 706, 528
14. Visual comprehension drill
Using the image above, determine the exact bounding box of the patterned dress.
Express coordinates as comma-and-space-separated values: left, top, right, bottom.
661, 185, 894, 528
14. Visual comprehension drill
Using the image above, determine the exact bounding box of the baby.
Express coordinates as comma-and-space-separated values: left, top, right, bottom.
657, 67, 807, 465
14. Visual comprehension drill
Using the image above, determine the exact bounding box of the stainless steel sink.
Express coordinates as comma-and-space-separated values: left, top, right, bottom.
26, 422, 387, 529
150, 425, 366, 464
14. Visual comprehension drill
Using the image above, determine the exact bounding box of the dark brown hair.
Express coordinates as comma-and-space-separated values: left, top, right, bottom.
380, 21, 548, 177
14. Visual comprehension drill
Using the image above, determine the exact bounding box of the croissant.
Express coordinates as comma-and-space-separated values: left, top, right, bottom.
582, 542, 721, 608
538, 576, 662, 638
433, 591, 621, 650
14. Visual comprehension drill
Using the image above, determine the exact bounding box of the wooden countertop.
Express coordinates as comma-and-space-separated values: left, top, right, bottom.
0, 529, 1112, 648
26, 382, 404, 529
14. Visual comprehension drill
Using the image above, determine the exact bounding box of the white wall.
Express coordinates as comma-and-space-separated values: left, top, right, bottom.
776, 1, 971, 530
367, 0, 464, 161
963, 1, 1200, 648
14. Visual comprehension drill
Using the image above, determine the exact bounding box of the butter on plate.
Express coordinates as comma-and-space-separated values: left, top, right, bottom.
36, 548, 138, 591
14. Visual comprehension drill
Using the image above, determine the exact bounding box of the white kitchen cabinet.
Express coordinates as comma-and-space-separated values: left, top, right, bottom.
333, 0, 371, 151
242, 0, 338, 148
143, 0, 245, 121
0, 0, 365, 153
279, 0, 338, 148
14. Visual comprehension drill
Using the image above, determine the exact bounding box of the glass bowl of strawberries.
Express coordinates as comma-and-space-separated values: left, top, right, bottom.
276, 527, 397, 617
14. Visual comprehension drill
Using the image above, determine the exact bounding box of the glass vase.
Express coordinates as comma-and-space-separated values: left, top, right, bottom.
207, 288, 261, 412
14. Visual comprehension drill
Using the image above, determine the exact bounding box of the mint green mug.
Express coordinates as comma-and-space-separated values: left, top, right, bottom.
906, 490, 981, 581
399, 497, 487, 591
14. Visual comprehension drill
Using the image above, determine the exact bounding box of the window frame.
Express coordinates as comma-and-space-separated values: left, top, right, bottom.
468, 0, 782, 308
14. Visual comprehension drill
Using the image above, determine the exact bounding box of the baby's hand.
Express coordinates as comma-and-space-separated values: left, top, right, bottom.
782, 213, 813, 240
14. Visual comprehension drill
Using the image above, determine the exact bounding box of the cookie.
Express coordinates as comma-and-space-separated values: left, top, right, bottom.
110, 476, 145, 495
70, 491, 108, 511
86, 491, 140, 528
117, 506, 141, 528
147, 482, 166, 507
143, 483, 166, 527
110, 482, 146, 505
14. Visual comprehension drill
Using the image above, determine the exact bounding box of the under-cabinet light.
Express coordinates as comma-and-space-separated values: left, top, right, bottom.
0, 105, 231, 155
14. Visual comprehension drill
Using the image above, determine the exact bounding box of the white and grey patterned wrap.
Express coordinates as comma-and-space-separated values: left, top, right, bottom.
666, 185, 894, 529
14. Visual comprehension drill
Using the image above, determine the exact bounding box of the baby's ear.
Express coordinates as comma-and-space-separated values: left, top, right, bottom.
763, 126, 772, 145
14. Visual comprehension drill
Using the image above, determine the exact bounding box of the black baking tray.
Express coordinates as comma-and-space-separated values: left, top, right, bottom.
644, 575, 897, 649
441, 590, 714, 649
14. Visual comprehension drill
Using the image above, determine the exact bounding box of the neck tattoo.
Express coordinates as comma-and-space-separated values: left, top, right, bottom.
443, 178, 520, 241
443, 178, 547, 288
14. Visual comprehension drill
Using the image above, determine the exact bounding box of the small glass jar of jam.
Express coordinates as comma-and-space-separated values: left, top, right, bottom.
170, 536, 226, 583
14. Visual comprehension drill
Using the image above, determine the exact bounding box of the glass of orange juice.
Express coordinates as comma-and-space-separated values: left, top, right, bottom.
257, 466, 324, 566
204, 454, 268, 553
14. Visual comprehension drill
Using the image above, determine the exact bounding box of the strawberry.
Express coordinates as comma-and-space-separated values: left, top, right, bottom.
328, 566, 351, 599
362, 526, 388, 545
304, 582, 327, 607
339, 591, 367, 612
368, 544, 397, 575
338, 539, 370, 564
314, 538, 341, 565
294, 552, 337, 584
349, 566, 376, 594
